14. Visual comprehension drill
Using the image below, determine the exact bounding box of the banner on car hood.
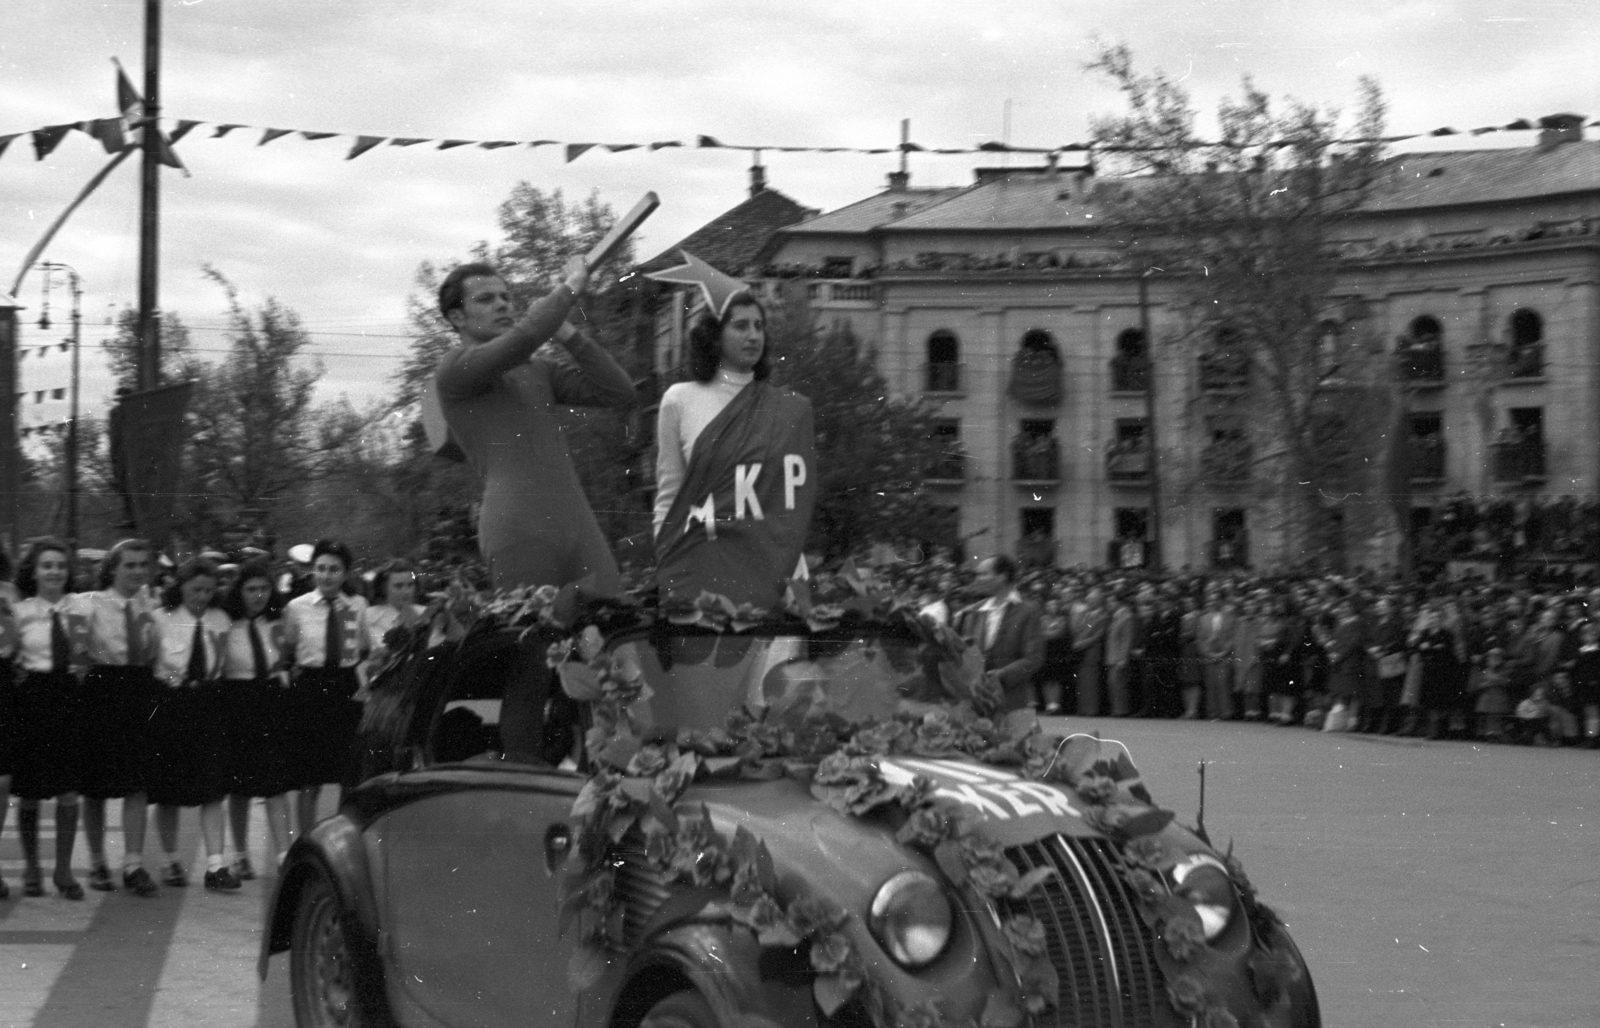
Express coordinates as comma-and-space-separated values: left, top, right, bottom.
876, 756, 1089, 846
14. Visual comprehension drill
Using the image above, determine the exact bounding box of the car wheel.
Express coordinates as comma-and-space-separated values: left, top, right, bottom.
289, 872, 389, 1028
640, 990, 720, 1028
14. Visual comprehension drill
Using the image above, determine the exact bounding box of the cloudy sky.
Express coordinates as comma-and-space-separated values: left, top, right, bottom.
2, 0, 1594, 429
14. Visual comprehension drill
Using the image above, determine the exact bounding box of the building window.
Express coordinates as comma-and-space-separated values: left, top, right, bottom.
1019, 507, 1056, 568
1397, 315, 1444, 383
1198, 325, 1249, 391
1110, 508, 1149, 568
1212, 508, 1248, 568
1106, 418, 1151, 483
1408, 412, 1445, 481
1012, 419, 1060, 481
1009, 329, 1062, 405
925, 330, 961, 392
1110, 328, 1149, 392
1508, 309, 1544, 378
1494, 407, 1546, 483
925, 418, 964, 481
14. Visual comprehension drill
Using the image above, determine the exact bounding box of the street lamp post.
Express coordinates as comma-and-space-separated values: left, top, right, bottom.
1138, 267, 1162, 571
38, 263, 82, 554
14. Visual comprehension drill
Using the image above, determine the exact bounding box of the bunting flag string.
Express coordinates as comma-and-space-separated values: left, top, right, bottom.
3, 108, 1596, 169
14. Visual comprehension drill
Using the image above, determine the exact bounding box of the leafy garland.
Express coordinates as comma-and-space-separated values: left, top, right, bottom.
451, 578, 1287, 1028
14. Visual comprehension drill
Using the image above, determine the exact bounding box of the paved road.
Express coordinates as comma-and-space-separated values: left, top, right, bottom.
2, 723, 1596, 1028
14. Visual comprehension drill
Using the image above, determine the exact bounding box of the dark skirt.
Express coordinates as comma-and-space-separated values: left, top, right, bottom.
78, 665, 157, 800
9, 669, 83, 799
223, 676, 296, 797
289, 667, 362, 788
146, 678, 229, 807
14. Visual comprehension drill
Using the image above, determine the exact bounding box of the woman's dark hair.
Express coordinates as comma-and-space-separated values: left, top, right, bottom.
311, 539, 361, 595
438, 262, 502, 318
374, 559, 417, 604
220, 558, 285, 621
686, 293, 771, 383
162, 557, 221, 611
16, 537, 72, 599
97, 538, 153, 589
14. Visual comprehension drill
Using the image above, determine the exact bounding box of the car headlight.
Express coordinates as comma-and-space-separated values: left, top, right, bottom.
869, 871, 953, 968
1171, 855, 1238, 941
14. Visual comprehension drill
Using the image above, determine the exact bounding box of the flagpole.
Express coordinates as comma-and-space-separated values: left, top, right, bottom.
137, 0, 162, 390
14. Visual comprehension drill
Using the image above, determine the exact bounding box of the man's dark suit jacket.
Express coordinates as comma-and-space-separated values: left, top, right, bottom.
956, 596, 1045, 713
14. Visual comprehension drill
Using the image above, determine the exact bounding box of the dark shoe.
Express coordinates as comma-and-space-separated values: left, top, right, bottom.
53, 873, 85, 901
88, 864, 116, 892
233, 856, 256, 881
203, 867, 242, 892
123, 867, 159, 897
161, 862, 188, 888
23, 867, 44, 898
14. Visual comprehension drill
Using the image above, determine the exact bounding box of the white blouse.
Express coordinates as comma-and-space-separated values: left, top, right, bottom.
150, 606, 232, 687
284, 591, 369, 669
652, 368, 753, 535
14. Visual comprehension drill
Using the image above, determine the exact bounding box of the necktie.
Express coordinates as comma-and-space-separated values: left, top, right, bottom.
50, 609, 70, 674
124, 600, 141, 665
324, 599, 342, 669
249, 618, 269, 680
185, 618, 208, 683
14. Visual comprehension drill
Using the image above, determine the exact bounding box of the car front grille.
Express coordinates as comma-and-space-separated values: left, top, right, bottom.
1003, 836, 1168, 1028
613, 845, 673, 947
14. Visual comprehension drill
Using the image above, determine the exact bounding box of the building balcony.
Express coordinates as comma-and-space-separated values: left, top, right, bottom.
923, 452, 966, 486
1198, 351, 1249, 393
1109, 355, 1150, 394
1105, 443, 1151, 486
922, 361, 965, 395
805, 279, 878, 307
1012, 439, 1061, 485
1199, 439, 1252, 488
1408, 439, 1446, 484
1506, 342, 1545, 381
1491, 438, 1547, 485
1395, 347, 1445, 388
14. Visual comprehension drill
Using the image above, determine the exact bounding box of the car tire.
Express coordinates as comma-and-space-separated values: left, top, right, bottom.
289, 871, 392, 1028
640, 990, 720, 1028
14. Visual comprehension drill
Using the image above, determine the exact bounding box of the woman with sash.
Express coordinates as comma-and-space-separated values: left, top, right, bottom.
282, 539, 368, 836
146, 558, 239, 891
221, 559, 293, 876
8, 540, 85, 899
77, 539, 161, 896
648, 252, 815, 607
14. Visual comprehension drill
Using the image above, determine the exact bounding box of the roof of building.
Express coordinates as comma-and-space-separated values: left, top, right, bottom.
781, 186, 965, 235
639, 188, 815, 276
885, 171, 1108, 232
1361, 140, 1600, 212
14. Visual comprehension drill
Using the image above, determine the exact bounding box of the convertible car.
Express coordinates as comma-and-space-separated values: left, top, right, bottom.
260, 607, 1320, 1028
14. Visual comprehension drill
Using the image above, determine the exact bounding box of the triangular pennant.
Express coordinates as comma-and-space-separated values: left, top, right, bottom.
346, 135, 384, 160
649, 140, 682, 150
212, 124, 243, 137
899, 142, 923, 152
115, 61, 142, 115
697, 135, 723, 148
259, 127, 293, 146
388, 137, 429, 146
605, 143, 641, 153
0, 134, 16, 160
528, 139, 559, 148
85, 117, 127, 153
1429, 126, 1457, 136
436, 139, 473, 150
170, 119, 200, 145
478, 140, 518, 149
300, 130, 339, 141
565, 143, 596, 162
32, 125, 74, 160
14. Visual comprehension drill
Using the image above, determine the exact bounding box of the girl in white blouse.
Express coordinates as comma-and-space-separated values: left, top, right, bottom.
146, 558, 238, 891
282, 539, 368, 836
220, 560, 293, 875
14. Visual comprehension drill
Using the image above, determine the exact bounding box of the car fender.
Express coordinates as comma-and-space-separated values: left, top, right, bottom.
257, 812, 382, 980
610, 921, 818, 1028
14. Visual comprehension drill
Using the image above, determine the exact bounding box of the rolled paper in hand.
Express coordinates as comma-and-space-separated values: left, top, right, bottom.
584, 191, 660, 272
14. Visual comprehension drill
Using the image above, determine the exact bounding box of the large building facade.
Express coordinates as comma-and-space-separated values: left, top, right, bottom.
647, 126, 1600, 571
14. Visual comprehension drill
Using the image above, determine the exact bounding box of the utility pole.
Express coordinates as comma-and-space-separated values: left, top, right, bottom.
1139, 268, 1162, 570
0, 293, 19, 555
41, 264, 83, 552
136, 0, 162, 390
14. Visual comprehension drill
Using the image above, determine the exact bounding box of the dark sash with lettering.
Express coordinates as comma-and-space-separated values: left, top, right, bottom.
656, 382, 816, 606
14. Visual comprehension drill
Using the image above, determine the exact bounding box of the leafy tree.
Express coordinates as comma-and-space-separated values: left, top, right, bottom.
1087, 43, 1395, 568
100, 307, 200, 392
765, 291, 946, 562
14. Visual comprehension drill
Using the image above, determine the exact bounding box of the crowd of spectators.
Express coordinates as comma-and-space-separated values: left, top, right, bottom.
1412, 493, 1600, 564
884, 551, 1600, 749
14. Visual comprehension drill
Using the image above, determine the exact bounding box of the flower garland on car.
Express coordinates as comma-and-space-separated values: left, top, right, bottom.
453, 571, 1280, 1028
